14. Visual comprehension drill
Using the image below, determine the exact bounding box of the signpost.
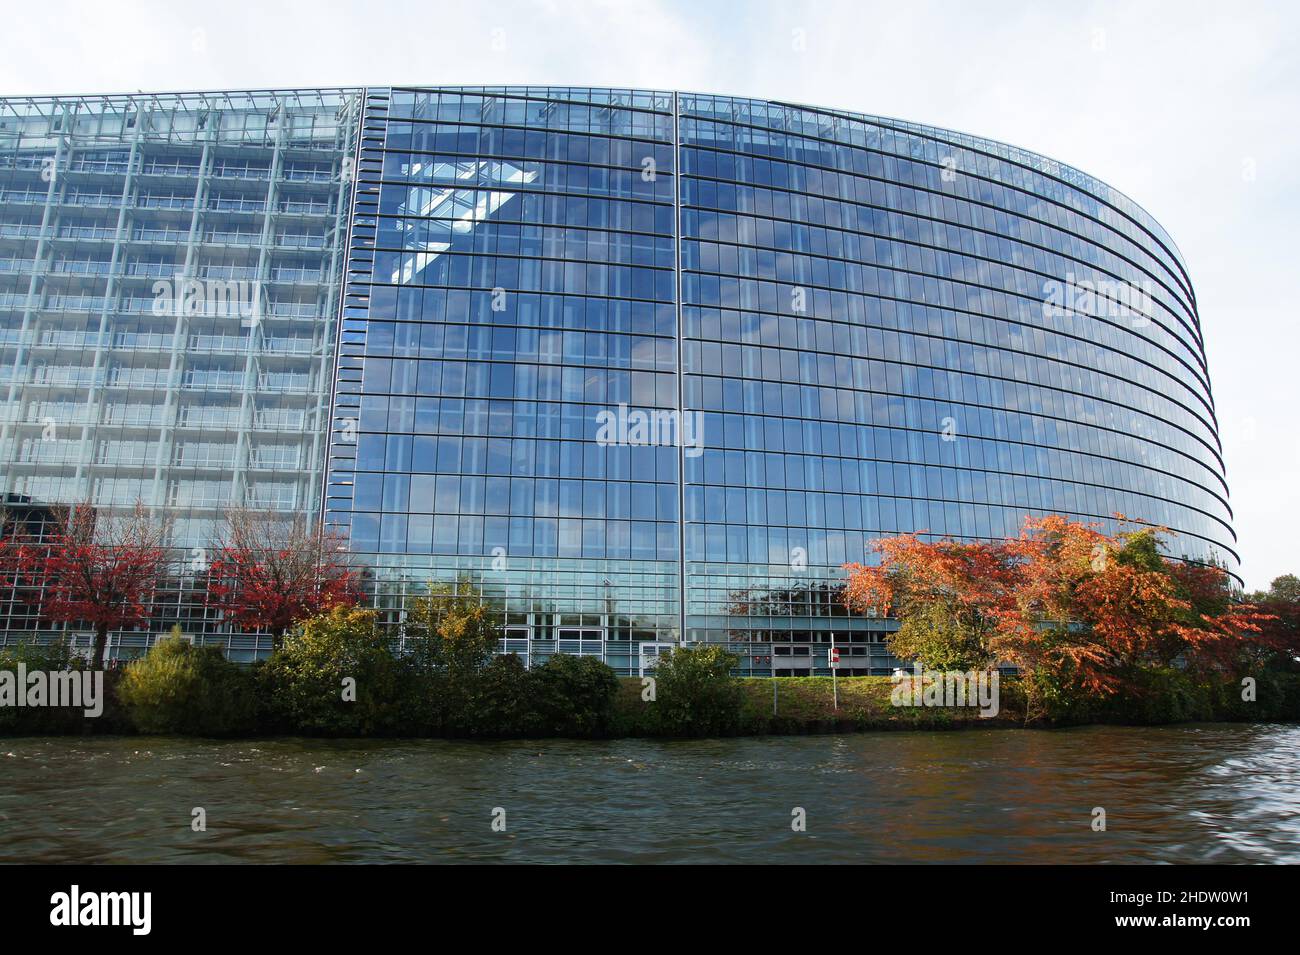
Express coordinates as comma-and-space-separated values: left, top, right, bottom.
828, 644, 839, 710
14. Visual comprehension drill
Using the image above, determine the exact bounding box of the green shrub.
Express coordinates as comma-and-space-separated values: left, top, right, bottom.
260, 607, 407, 736
117, 630, 257, 736
401, 579, 504, 734
0, 640, 117, 735
647, 644, 745, 736
530, 654, 620, 736
1011, 665, 1300, 726
398, 665, 450, 736
1089, 668, 1213, 725
456, 653, 536, 737
1206, 669, 1300, 722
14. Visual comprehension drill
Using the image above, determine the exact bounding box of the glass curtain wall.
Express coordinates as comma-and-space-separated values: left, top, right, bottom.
324, 88, 681, 672
0, 89, 360, 658
1, 85, 1235, 672
677, 94, 1235, 675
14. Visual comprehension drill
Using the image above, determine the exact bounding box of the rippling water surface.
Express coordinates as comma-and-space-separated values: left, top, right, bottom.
2, 724, 1297, 863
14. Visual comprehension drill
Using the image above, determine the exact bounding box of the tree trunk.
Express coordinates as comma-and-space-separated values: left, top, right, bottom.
93, 623, 110, 669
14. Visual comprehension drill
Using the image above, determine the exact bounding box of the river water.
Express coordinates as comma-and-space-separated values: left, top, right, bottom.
1, 723, 1297, 863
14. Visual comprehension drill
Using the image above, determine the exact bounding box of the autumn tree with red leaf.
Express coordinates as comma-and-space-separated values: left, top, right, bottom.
205, 508, 359, 646
1163, 559, 1278, 674
18, 501, 170, 667
1243, 574, 1300, 666
994, 516, 1272, 699
0, 507, 30, 627
0, 507, 24, 597
845, 514, 1280, 716
844, 533, 1020, 671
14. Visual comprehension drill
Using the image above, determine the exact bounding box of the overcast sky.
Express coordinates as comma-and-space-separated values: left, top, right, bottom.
2, 0, 1295, 590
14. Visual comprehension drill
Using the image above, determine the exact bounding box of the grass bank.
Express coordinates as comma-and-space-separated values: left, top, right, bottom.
611, 675, 1013, 735
611, 672, 1300, 736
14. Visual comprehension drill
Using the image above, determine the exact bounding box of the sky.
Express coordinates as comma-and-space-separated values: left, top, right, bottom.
1, 0, 1295, 591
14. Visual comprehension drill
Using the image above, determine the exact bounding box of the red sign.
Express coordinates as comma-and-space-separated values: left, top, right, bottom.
828, 647, 840, 665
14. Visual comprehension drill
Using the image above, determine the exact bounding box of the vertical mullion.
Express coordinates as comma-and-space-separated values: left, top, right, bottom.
672, 91, 687, 646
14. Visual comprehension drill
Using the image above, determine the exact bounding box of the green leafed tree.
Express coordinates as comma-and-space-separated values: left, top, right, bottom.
260, 606, 407, 736
403, 577, 501, 677
401, 578, 508, 733
117, 626, 257, 736
648, 644, 745, 737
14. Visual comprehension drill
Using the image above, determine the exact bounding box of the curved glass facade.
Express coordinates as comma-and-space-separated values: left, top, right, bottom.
323, 86, 1236, 676
0, 85, 1235, 668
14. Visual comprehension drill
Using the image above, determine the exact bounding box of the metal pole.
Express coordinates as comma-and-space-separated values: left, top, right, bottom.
831, 641, 838, 711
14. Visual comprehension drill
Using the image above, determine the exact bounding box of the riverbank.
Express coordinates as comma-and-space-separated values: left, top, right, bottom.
5, 629, 1298, 738
5, 671, 1300, 739
610, 672, 1300, 735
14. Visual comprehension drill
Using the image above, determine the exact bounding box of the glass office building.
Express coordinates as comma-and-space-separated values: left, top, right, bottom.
1, 86, 1237, 671
0, 89, 361, 655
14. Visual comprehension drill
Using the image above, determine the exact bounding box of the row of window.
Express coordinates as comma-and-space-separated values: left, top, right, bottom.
342, 508, 1228, 569
349, 276, 1209, 429
341, 459, 1228, 540
680, 194, 1194, 361
684, 334, 1217, 449
376, 95, 1191, 319
678, 150, 1197, 343
351, 240, 1207, 401
678, 102, 1190, 307
684, 300, 1211, 424
345, 388, 1228, 516
340, 348, 1224, 490
339, 455, 1230, 551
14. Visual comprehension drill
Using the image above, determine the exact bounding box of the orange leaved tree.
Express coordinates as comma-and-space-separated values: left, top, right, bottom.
994, 516, 1269, 698
844, 514, 1275, 716
844, 533, 1019, 671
